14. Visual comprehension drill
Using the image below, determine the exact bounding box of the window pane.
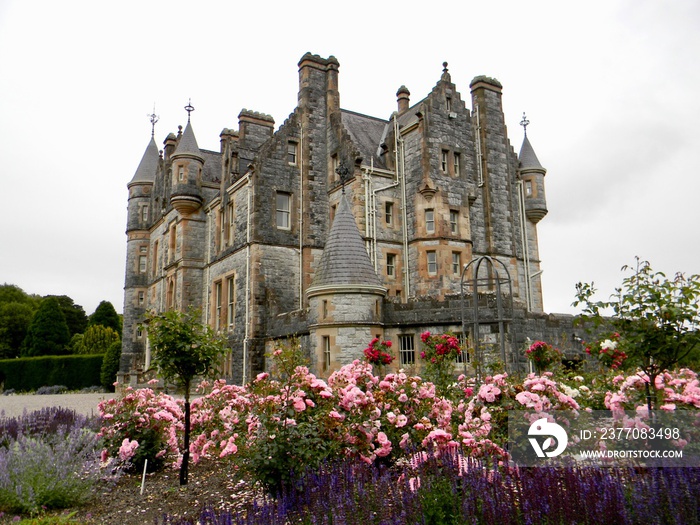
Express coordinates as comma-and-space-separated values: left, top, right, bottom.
399, 335, 415, 365
427, 251, 437, 274
426, 209, 434, 233
276, 193, 290, 229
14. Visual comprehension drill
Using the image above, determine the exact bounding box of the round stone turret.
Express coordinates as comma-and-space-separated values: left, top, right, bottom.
170, 120, 204, 216
519, 134, 548, 223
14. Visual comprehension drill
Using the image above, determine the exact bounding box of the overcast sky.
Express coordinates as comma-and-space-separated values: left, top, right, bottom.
0, 0, 698, 317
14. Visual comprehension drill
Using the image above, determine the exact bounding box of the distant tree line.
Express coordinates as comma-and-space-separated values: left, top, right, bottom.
0, 284, 122, 390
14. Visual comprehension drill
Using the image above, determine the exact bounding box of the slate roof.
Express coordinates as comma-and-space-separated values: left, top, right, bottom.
340, 110, 389, 170
309, 194, 383, 290
129, 137, 159, 184
174, 121, 202, 157
519, 135, 544, 170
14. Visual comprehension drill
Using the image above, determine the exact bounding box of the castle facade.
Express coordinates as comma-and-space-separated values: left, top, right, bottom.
120, 53, 574, 386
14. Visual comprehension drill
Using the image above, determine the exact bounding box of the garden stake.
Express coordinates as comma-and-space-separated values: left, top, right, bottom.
140, 459, 148, 495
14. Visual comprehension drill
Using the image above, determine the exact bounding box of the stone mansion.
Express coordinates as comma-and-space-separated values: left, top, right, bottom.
119, 52, 576, 387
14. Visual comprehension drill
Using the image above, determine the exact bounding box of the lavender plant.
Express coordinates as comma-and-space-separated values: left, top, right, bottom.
158, 455, 700, 525
0, 426, 102, 515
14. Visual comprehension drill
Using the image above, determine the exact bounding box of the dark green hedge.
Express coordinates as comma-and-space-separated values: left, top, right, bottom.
0, 354, 103, 392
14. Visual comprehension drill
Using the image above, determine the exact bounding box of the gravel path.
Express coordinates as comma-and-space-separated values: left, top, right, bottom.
0, 392, 115, 418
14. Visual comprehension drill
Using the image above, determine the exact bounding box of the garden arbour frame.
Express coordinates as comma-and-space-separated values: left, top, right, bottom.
460, 255, 513, 379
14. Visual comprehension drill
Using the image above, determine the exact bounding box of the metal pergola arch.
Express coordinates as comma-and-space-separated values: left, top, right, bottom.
460, 256, 514, 380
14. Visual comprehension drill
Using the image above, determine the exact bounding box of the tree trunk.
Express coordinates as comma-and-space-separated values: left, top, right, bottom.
180, 384, 191, 486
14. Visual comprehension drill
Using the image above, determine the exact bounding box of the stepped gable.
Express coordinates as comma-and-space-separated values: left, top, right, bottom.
519, 135, 543, 170
309, 194, 383, 291
129, 137, 159, 184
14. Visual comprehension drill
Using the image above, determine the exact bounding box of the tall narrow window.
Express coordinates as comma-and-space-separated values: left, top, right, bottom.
441, 150, 448, 172
138, 291, 145, 305
227, 276, 235, 328
450, 210, 459, 235
276, 192, 291, 229
323, 336, 331, 371
446, 97, 452, 112
219, 208, 225, 248
385, 202, 394, 226
138, 246, 147, 273
425, 209, 435, 234
287, 141, 298, 165
386, 253, 396, 278
215, 281, 222, 331
166, 277, 175, 310
152, 241, 159, 277
322, 299, 328, 319
427, 251, 437, 275
399, 334, 415, 365
178, 166, 185, 182
525, 180, 533, 196
169, 224, 177, 262
452, 252, 461, 275
453, 152, 460, 176
227, 202, 235, 245
141, 205, 149, 222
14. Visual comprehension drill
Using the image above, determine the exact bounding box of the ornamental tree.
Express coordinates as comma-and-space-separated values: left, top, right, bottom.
21, 296, 71, 356
573, 257, 700, 411
143, 308, 228, 485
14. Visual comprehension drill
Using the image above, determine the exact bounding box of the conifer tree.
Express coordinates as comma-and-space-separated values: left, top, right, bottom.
48, 295, 88, 338
89, 300, 122, 335
21, 297, 71, 356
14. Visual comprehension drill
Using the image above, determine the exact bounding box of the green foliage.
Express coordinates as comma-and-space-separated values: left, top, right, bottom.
21, 297, 71, 357
240, 339, 339, 494
47, 296, 88, 339
72, 325, 119, 355
0, 355, 102, 392
573, 257, 700, 409
88, 301, 121, 336
419, 474, 462, 525
144, 308, 228, 484
100, 340, 122, 392
144, 309, 228, 397
0, 302, 36, 359
11, 513, 86, 525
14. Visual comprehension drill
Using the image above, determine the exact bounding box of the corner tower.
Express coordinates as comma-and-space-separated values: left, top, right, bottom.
120, 134, 159, 383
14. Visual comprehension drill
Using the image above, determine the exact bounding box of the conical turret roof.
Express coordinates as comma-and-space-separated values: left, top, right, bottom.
308, 195, 384, 292
173, 121, 202, 158
519, 135, 544, 170
129, 137, 159, 184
